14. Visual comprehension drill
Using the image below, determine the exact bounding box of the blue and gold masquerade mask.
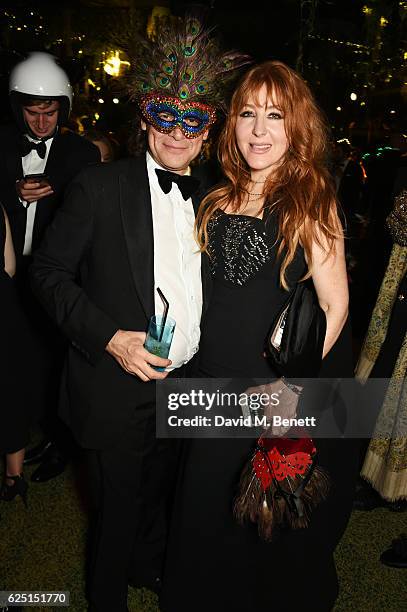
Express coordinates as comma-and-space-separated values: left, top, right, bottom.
140, 93, 217, 139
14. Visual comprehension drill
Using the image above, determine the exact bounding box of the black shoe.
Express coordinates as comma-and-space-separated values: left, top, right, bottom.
353, 480, 387, 511
0, 473, 28, 507
30, 454, 67, 483
128, 575, 162, 595
146, 576, 162, 595
386, 499, 407, 512
24, 439, 53, 465
380, 534, 407, 568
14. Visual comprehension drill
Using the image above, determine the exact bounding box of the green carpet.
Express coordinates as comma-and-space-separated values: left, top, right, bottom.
1, 460, 406, 612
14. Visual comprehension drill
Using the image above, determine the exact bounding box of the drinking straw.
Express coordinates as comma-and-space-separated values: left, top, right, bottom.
156, 287, 169, 342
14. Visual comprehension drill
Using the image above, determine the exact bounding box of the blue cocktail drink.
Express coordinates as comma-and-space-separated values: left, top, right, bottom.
144, 315, 176, 371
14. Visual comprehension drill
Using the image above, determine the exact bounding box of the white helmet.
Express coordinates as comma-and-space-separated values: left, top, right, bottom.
9, 52, 73, 132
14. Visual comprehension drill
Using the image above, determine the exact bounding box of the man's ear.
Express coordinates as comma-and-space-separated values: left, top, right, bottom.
141, 120, 147, 131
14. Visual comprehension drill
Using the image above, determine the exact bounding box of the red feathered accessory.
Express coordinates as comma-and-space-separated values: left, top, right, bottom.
233, 428, 330, 541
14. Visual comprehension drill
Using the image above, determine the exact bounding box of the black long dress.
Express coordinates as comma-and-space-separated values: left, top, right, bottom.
0, 208, 38, 453
161, 211, 358, 612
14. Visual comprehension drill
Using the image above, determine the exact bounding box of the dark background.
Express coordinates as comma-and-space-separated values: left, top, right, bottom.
1, 0, 405, 149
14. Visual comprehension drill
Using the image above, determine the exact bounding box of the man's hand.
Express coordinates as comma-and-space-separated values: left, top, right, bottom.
244, 379, 301, 436
16, 179, 54, 203
106, 329, 171, 381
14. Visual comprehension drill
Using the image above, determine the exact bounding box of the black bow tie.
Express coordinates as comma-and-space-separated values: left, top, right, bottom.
21, 137, 47, 159
155, 168, 200, 201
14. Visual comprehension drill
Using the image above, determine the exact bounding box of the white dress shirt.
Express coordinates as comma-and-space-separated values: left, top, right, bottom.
147, 152, 202, 370
21, 135, 53, 255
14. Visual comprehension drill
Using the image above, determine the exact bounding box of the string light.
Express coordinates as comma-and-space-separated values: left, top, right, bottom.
103, 50, 130, 77
4, 4, 401, 125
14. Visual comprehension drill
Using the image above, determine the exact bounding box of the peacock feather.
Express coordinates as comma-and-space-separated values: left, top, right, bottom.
128, 13, 250, 110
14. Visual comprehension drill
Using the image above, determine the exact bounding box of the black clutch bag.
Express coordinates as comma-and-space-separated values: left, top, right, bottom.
267, 278, 327, 377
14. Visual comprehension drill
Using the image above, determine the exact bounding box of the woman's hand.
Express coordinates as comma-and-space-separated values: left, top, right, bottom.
244, 378, 302, 436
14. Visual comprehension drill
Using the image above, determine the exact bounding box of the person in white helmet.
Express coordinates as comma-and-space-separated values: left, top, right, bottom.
0, 52, 100, 490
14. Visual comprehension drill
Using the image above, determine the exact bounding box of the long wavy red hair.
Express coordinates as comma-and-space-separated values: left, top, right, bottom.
195, 60, 340, 288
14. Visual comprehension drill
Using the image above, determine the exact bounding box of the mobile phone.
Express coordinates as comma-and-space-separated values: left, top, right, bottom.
24, 173, 51, 187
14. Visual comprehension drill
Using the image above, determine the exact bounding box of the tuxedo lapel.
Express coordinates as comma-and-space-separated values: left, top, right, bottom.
191, 190, 202, 217
32, 135, 63, 250
4, 140, 26, 255
191, 168, 213, 315
190, 163, 212, 215
6, 133, 24, 186
44, 132, 66, 182
119, 158, 155, 320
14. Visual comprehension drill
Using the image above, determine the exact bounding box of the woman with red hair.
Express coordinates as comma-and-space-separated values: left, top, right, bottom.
161, 61, 355, 612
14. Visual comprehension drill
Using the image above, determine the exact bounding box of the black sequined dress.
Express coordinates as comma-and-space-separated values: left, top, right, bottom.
161, 211, 357, 612
199, 211, 306, 378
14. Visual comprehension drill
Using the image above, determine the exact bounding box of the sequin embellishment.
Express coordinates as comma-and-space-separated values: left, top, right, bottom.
208, 215, 271, 285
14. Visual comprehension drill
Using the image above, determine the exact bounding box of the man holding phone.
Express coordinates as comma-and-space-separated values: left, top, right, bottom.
4, 54, 100, 259
16, 97, 59, 256
23, 174, 51, 188
0, 52, 100, 484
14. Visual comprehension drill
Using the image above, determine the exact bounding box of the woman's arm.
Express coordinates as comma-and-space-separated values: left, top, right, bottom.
310, 222, 349, 358
2, 205, 16, 278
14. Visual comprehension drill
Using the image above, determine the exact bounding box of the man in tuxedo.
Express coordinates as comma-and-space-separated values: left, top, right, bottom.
31, 15, 247, 612
0, 52, 100, 483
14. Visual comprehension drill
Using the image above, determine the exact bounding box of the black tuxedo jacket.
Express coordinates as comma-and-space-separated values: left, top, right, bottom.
337, 159, 365, 219
0, 123, 100, 261
31, 156, 214, 449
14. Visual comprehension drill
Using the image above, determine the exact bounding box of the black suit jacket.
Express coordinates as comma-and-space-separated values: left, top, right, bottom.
337, 159, 365, 220
0, 123, 100, 261
31, 156, 214, 449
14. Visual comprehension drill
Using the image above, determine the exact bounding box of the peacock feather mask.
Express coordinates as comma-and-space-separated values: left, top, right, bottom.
128, 15, 250, 116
